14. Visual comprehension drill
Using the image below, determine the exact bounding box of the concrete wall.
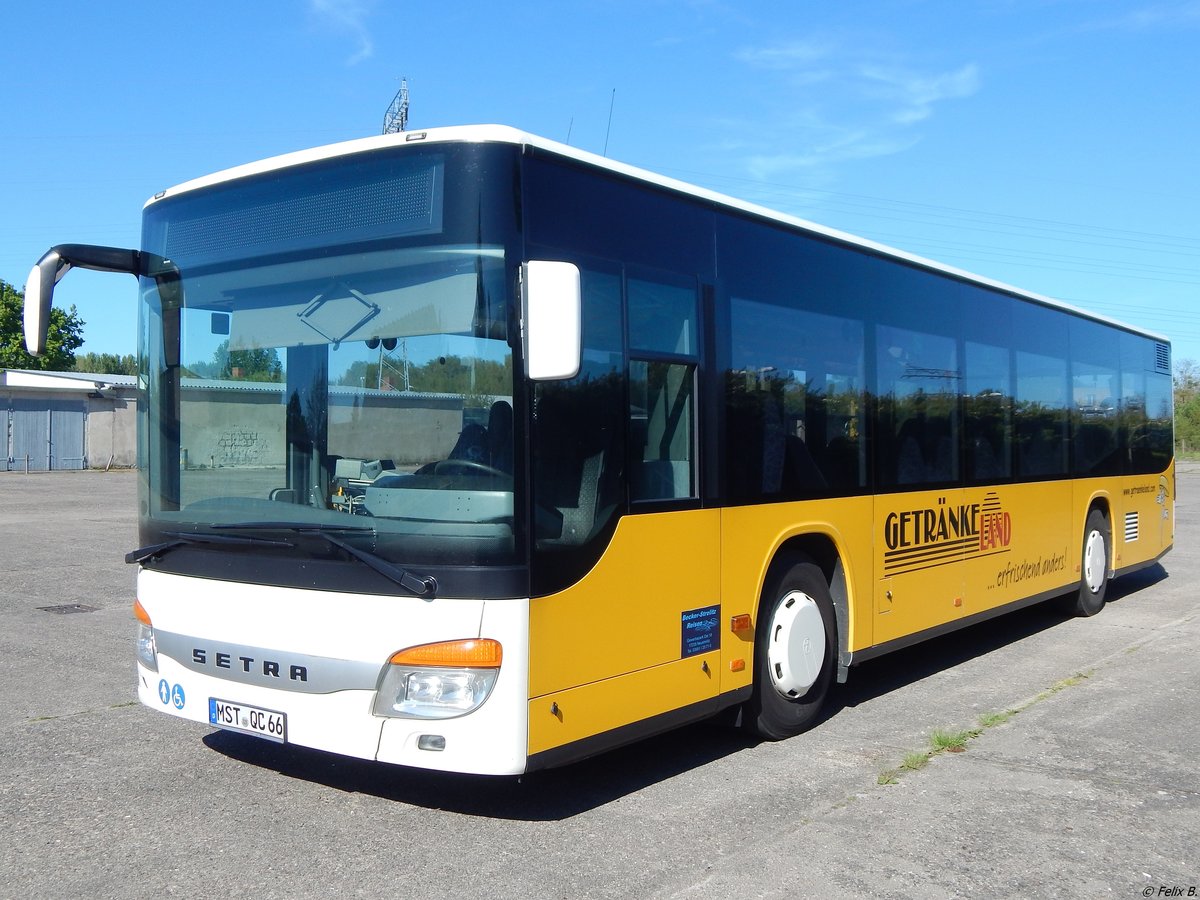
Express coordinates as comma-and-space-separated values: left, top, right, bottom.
4, 380, 471, 472
86, 392, 137, 468
328, 392, 464, 465
180, 388, 286, 470
179, 386, 466, 470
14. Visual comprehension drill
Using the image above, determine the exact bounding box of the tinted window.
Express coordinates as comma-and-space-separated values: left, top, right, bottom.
1015, 350, 1068, 477
716, 217, 869, 502
728, 297, 865, 500
630, 360, 696, 501
627, 271, 700, 503
964, 340, 1013, 482
629, 273, 698, 355
1143, 371, 1174, 472
1070, 318, 1121, 476
1123, 333, 1173, 474
531, 263, 626, 594
1013, 305, 1068, 478
876, 325, 960, 487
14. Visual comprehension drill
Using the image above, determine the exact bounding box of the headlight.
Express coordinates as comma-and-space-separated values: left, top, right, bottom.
134, 599, 158, 672
373, 639, 501, 720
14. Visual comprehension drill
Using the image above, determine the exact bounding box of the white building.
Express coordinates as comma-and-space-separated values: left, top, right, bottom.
1, 369, 137, 470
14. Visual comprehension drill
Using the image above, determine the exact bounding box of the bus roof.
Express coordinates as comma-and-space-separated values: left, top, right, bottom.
146, 124, 1168, 344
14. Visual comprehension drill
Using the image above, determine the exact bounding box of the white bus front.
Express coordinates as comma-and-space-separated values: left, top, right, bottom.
128, 135, 538, 775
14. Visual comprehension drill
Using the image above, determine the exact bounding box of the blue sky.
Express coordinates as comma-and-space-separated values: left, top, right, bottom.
3, 1, 1197, 364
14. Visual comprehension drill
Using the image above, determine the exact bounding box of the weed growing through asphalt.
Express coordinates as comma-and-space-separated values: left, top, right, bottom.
930, 727, 980, 753
900, 751, 930, 771
876, 670, 1094, 786
977, 709, 1017, 728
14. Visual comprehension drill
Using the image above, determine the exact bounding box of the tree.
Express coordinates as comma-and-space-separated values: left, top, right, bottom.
75, 352, 137, 376
197, 338, 283, 382
1174, 358, 1200, 454
0, 278, 85, 371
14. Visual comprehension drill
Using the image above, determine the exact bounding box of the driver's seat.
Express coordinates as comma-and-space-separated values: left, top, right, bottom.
487, 400, 513, 473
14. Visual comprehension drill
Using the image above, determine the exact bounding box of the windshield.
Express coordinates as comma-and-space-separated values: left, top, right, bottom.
137, 144, 524, 584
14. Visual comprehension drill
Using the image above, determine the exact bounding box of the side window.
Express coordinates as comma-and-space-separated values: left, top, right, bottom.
876, 325, 960, 487
1012, 302, 1068, 479
630, 360, 696, 500
1070, 319, 1121, 477
628, 271, 699, 502
1015, 350, 1068, 477
727, 297, 866, 500
1142, 371, 1174, 472
1120, 335, 1147, 473
964, 341, 1013, 482
1123, 333, 1174, 474
628, 276, 697, 355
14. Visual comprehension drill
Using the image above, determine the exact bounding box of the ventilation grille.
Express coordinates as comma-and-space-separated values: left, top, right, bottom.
1124, 511, 1140, 543
1155, 342, 1171, 374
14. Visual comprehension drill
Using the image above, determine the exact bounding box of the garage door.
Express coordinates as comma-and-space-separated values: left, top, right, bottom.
8, 399, 86, 470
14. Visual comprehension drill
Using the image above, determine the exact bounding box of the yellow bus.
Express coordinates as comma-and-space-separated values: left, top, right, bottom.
25, 125, 1174, 773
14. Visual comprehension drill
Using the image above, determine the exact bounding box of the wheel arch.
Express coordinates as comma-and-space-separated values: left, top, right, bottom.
1080, 489, 1114, 572
765, 531, 852, 684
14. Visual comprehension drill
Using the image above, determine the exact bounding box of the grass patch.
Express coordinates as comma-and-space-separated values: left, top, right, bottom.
876, 669, 1096, 787
930, 727, 980, 753
978, 709, 1017, 728
900, 751, 930, 771
1029, 670, 1092, 705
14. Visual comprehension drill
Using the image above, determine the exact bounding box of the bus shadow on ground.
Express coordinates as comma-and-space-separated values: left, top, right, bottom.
834, 562, 1168, 710
203, 719, 757, 820
203, 563, 1167, 819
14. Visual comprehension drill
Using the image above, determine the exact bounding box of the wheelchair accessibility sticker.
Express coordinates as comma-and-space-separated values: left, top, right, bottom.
158, 678, 186, 710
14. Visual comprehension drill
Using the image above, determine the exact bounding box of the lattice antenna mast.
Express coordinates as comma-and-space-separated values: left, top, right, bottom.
382, 78, 410, 134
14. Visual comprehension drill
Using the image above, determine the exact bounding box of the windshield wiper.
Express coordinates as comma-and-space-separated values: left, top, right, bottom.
211, 523, 438, 597
126, 530, 295, 565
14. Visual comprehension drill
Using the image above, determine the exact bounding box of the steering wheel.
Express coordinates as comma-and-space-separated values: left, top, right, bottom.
433, 459, 509, 479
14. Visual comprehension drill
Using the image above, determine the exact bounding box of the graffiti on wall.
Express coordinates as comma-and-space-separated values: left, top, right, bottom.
217, 429, 267, 466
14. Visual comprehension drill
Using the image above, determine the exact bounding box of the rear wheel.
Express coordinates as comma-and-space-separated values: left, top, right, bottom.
742, 555, 837, 740
1062, 509, 1110, 617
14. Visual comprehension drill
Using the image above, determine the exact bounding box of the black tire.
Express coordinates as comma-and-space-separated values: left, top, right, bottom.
742, 555, 837, 740
1062, 509, 1110, 617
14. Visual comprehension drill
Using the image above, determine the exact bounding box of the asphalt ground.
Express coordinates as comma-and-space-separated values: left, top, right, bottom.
1, 466, 1196, 899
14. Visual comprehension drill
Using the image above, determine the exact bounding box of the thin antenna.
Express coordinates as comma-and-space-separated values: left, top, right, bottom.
383, 77, 410, 134
566, 117, 574, 145
603, 89, 616, 156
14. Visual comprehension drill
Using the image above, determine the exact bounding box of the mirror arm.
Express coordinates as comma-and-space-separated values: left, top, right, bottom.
24, 244, 178, 356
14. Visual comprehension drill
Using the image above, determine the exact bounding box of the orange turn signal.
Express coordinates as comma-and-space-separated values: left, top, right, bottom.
389, 639, 503, 668
730, 658, 746, 673
730, 614, 752, 633
133, 599, 152, 627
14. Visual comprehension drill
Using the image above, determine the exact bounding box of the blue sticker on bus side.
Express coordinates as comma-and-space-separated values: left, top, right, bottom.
681, 604, 720, 658
158, 679, 171, 705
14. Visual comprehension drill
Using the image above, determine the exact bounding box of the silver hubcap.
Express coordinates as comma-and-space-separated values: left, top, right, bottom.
1084, 529, 1106, 594
766, 591, 826, 698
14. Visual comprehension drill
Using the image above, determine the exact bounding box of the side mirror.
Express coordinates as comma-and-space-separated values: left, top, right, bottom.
24, 248, 69, 356
521, 260, 581, 381
23, 244, 177, 360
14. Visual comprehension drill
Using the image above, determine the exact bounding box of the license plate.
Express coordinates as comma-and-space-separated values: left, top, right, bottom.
208, 698, 287, 743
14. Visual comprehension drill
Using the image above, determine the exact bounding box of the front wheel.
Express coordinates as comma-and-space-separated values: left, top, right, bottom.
1062, 509, 1110, 617
742, 556, 837, 740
